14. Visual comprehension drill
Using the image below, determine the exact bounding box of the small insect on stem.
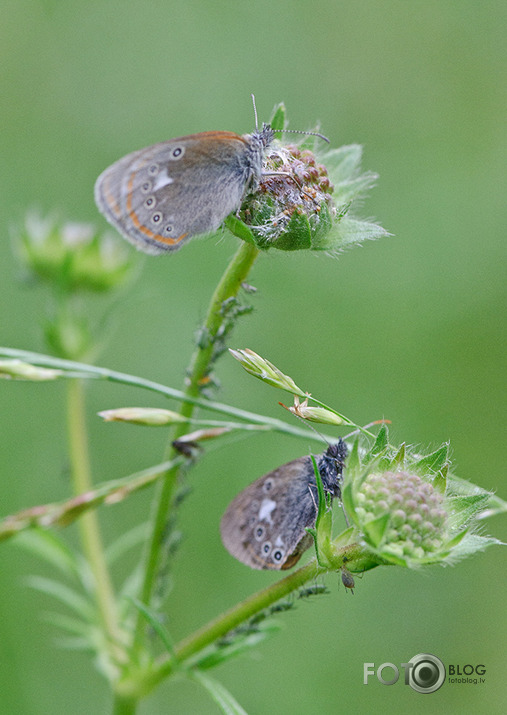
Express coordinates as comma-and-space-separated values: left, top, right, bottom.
340, 559, 356, 594
298, 584, 329, 599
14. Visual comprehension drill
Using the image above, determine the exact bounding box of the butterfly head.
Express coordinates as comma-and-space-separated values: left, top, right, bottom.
318, 438, 348, 498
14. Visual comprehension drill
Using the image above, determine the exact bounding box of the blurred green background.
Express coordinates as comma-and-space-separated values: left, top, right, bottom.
1, 1, 506, 713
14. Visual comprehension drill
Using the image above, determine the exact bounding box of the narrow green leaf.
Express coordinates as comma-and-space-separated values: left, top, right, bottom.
366, 425, 389, 461
308, 455, 334, 566
432, 468, 447, 495
341, 482, 359, 529
414, 444, 449, 475
43, 611, 93, 638
129, 597, 176, 659
346, 437, 361, 472
191, 670, 249, 715
118, 564, 144, 604
193, 623, 279, 670
331, 525, 357, 548
333, 174, 378, 206
443, 533, 504, 563
26, 576, 95, 621
52, 635, 94, 651
269, 103, 287, 132
445, 473, 503, 520
381, 551, 409, 567
224, 215, 257, 245
320, 145, 363, 180
476, 497, 507, 520
320, 217, 388, 254
15, 529, 81, 580
312, 456, 326, 524
389, 443, 406, 469
440, 529, 469, 553
105, 523, 149, 565
447, 494, 491, 530
362, 513, 390, 548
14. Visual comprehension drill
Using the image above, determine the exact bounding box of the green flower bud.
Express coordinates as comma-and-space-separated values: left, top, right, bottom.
284, 395, 344, 425
235, 104, 388, 254
98, 407, 187, 426
229, 348, 305, 396
44, 313, 93, 361
341, 429, 502, 568
356, 471, 448, 562
0, 359, 62, 381
16, 211, 134, 293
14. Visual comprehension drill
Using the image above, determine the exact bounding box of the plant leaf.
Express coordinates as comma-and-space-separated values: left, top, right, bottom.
26, 576, 95, 621
362, 513, 390, 548
443, 533, 504, 564
129, 597, 176, 659
413, 444, 449, 474
14, 529, 81, 579
105, 522, 149, 564
191, 670, 249, 715
366, 425, 389, 461
192, 622, 280, 670
447, 494, 492, 530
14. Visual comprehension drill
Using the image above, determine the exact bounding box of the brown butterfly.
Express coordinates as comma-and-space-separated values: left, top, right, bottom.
220, 440, 347, 570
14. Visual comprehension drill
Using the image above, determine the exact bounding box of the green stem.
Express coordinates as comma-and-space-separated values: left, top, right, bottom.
174, 560, 320, 662
0, 347, 333, 443
179, 240, 260, 412
116, 559, 321, 698
66, 379, 124, 662
116, 540, 369, 699
133, 241, 260, 651
111, 692, 137, 715
141, 543, 364, 692
123, 559, 324, 697
171, 542, 366, 669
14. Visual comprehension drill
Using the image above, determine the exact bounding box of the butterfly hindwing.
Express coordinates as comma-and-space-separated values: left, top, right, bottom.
220, 443, 347, 570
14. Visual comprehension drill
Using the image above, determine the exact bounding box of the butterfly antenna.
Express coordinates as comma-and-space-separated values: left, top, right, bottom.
279, 402, 331, 448
275, 128, 330, 144
302, 419, 330, 447
283, 404, 351, 527
251, 94, 259, 132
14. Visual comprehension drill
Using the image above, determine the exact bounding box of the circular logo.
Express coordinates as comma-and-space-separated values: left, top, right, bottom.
408, 653, 446, 693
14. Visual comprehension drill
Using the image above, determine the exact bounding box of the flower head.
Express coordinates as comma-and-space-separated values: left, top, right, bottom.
15, 211, 134, 293
236, 104, 388, 254
341, 426, 500, 568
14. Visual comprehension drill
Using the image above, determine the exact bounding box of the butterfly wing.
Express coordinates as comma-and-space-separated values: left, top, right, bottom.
220, 456, 318, 570
94, 131, 252, 255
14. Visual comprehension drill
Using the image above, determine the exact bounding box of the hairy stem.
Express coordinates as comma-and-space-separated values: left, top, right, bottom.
128, 544, 366, 697
173, 560, 321, 663
121, 542, 360, 698
133, 241, 260, 651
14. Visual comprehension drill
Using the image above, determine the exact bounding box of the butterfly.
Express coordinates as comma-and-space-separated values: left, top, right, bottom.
220, 440, 348, 570
94, 94, 329, 255
94, 123, 275, 255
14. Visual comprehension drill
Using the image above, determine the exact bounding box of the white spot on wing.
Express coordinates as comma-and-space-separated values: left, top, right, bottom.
258, 498, 277, 524
152, 172, 174, 191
